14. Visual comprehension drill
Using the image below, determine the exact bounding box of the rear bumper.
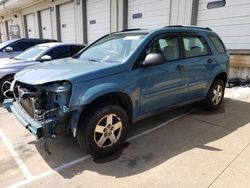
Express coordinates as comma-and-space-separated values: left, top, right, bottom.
3, 99, 43, 138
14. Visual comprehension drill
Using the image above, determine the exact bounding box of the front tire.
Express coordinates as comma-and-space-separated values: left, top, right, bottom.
204, 79, 225, 111
0, 75, 14, 99
77, 103, 129, 157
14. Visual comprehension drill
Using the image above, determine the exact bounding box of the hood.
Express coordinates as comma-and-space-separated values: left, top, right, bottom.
0, 58, 37, 69
15, 58, 125, 85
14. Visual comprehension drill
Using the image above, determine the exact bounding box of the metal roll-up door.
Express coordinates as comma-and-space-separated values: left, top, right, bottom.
40, 8, 53, 39
87, 0, 111, 43
128, 0, 171, 29
197, 0, 250, 50
0, 22, 4, 42
26, 14, 36, 38
59, 2, 76, 43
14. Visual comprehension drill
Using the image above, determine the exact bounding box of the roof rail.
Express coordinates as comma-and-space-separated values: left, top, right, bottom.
121, 28, 142, 32
163, 25, 212, 31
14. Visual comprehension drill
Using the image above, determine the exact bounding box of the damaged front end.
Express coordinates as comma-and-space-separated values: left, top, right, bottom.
4, 80, 72, 139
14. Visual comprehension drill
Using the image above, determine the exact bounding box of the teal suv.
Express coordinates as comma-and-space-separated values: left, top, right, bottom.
4, 26, 229, 157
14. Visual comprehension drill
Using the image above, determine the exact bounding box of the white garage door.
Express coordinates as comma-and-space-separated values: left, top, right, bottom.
26, 14, 36, 38
128, 0, 171, 29
197, 0, 250, 50
6, 20, 13, 39
87, 0, 111, 43
0, 22, 4, 41
40, 8, 53, 39
59, 2, 76, 43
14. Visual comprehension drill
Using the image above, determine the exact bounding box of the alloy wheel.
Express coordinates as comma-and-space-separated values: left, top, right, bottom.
1, 79, 13, 99
94, 113, 123, 148
212, 84, 222, 105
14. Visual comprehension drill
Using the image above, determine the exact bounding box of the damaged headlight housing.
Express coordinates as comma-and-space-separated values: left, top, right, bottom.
39, 81, 72, 115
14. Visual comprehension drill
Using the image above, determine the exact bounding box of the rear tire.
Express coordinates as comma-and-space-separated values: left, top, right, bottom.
0, 75, 14, 100
204, 79, 225, 111
76, 103, 129, 157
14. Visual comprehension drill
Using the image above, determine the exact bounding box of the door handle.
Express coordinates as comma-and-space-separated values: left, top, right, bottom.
207, 59, 213, 64
175, 65, 184, 71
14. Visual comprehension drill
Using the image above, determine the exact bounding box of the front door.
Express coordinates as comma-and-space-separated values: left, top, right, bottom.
139, 34, 185, 114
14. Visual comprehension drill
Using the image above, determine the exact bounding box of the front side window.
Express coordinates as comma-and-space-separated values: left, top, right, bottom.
45, 46, 70, 59
78, 33, 146, 63
9, 41, 29, 51
182, 36, 209, 58
147, 35, 180, 61
70, 45, 84, 56
14, 46, 49, 61
0, 39, 16, 50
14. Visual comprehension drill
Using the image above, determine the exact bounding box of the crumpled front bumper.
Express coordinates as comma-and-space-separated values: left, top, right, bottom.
3, 98, 43, 138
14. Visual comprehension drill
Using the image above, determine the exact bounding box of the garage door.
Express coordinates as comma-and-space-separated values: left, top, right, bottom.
197, 0, 250, 50
128, 0, 171, 29
0, 22, 4, 41
40, 8, 52, 39
87, 0, 111, 43
59, 2, 76, 43
26, 14, 36, 38
6, 20, 13, 39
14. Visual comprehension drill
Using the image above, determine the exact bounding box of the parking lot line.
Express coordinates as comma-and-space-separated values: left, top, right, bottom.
0, 128, 33, 180
8, 108, 197, 188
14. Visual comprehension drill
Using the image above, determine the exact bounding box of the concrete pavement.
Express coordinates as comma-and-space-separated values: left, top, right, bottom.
0, 88, 250, 188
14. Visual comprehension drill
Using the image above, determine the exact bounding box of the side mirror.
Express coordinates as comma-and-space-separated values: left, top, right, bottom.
40, 55, 52, 62
3, 46, 13, 53
142, 53, 166, 67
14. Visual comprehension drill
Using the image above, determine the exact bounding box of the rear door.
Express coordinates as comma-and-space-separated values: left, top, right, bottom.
180, 33, 213, 101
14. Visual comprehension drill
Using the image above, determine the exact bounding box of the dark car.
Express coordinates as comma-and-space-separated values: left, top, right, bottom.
4, 26, 229, 157
0, 42, 85, 99
0, 38, 57, 59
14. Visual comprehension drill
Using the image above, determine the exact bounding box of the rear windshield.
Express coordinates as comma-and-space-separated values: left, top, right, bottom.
208, 34, 226, 54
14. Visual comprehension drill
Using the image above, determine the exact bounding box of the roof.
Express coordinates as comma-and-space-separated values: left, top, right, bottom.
36, 42, 85, 48
113, 25, 214, 35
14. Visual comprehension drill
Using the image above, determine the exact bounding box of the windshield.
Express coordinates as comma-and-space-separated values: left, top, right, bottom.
14, 46, 49, 61
78, 33, 146, 63
0, 39, 17, 50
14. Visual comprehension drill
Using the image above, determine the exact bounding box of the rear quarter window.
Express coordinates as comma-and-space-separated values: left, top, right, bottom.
208, 34, 226, 54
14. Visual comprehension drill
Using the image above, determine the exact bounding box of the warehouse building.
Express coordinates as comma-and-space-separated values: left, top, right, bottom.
0, 0, 250, 77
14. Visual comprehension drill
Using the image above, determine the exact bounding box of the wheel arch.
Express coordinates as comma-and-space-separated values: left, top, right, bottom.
82, 92, 133, 123
213, 72, 228, 86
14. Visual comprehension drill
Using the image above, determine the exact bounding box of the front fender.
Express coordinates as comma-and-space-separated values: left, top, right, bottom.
69, 73, 130, 110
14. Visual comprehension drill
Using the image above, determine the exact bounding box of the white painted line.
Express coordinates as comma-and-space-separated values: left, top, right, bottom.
0, 128, 33, 179
8, 155, 92, 188
8, 108, 197, 188
127, 108, 198, 142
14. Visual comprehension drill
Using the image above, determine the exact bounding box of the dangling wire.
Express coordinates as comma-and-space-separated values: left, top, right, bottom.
43, 111, 51, 155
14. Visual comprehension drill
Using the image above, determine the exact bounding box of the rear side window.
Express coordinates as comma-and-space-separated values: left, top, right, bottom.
208, 34, 226, 54
70, 45, 84, 56
182, 36, 209, 58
